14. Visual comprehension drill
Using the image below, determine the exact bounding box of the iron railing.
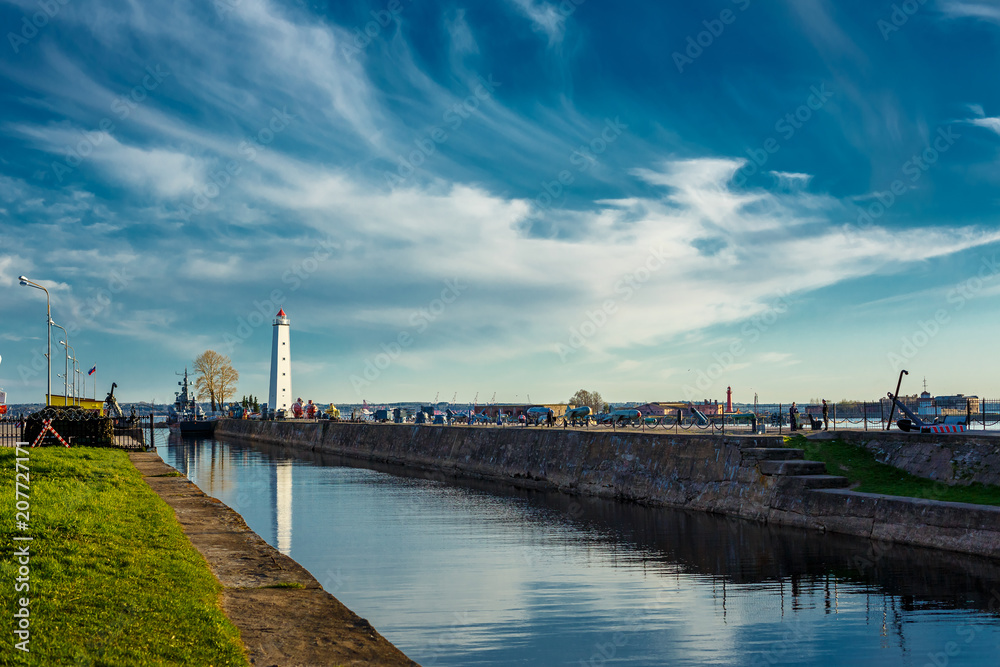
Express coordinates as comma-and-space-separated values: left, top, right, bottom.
1, 411, 153, 449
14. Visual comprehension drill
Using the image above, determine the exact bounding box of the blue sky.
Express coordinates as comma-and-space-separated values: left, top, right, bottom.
2, 0, 1000, 405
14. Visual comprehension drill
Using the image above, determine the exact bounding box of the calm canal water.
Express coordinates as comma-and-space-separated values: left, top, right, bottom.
156, 432, 1000, 666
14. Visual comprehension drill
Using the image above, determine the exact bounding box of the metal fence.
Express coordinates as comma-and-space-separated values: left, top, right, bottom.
0, 416, 24, 445
0, 412, 153, 449
551, 397, 1000, 434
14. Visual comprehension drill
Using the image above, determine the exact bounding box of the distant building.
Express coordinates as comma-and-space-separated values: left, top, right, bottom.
632, 402, 669, 417
695, 399, 723, 416
935, 394, 978, 412
481, 404, 571, 419
631, 400, 722, 416
917, 390, 940, 417
910, 388, 978, 415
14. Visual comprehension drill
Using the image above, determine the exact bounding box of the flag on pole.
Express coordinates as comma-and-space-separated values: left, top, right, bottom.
88, 366, 96, 375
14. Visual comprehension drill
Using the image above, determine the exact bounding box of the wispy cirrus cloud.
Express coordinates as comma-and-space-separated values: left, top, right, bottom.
4, 0, 1000, 402
939, 0, 1000, 23
507, 0, 574, 45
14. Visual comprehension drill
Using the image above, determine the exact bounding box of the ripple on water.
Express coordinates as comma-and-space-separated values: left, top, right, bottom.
158, 434, 1000, 667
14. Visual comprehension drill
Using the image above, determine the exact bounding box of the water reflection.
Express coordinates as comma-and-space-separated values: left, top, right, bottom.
275, 461, 292, 555
159, 433, 1000, 666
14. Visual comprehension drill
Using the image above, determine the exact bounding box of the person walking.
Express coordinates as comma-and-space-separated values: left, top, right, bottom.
789, 402, 799, 431
822, 399, 829, 431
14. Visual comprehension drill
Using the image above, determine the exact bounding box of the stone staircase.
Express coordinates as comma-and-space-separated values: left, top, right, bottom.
742, 446, 850, 490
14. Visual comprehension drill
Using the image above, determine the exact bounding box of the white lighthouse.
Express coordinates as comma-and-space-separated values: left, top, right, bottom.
268, 308, 292, 414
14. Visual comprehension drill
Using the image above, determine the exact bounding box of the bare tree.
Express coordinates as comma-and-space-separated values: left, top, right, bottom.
193, 350, 239, 412
569, 389, 603, 413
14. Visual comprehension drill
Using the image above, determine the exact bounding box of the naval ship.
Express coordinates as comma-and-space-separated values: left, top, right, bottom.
167, 369, 213, 435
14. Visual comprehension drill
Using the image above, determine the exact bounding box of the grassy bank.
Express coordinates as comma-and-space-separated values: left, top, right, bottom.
1, 446, 248, 665
787, 434, 1000, 506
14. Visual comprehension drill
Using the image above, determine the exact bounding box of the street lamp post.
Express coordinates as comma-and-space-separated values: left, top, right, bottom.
53, 324, 69, 406
74, 362, 81, 406
65, 350, 77, 405
19, 276, 51, 406
74, 367, 82, 406
63, 343, 76, 405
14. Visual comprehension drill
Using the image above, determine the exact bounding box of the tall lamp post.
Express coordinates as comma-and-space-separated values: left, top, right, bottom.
65, 348, 77, 406
19, 276, 51, 406
52, 324, 69, 406
62, 342, 77, 405
73, 361, 82, 406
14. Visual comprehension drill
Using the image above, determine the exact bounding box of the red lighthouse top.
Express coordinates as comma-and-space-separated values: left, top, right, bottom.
277, 308, 286, 317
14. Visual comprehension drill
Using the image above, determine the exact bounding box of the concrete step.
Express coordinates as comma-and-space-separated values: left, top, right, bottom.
781, 474, 851, 490
758, 459, 829, 476
742, 448, 804, 462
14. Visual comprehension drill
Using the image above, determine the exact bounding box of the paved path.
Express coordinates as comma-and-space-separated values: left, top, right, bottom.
129, 450, 419, 667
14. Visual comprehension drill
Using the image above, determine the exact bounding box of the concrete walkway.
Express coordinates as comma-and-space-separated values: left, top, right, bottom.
129, 451, 419, 667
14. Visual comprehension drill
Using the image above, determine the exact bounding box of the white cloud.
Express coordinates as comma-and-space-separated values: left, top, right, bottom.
940, 1, 1000, 23
508, 0, 570, 45
771, 171, 813, 190
968, 116, 1000, 135
208, 154, 1000, 362
446, 9, 480, 55
0, 255, 21, 287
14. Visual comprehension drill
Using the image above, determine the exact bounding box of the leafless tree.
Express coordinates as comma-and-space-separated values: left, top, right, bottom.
568, 389, 603, 413
193, 350, 239, 412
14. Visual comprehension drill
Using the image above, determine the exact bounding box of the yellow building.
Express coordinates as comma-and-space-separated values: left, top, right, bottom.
49, 395, 105, 412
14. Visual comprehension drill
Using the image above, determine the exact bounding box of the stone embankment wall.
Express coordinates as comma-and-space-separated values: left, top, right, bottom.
835, 430, 1000, 487
214, 421, 1000, 560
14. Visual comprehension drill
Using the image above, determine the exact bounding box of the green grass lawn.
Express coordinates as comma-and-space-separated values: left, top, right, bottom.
1, 446, 248, 666
786, 434, 1000, 506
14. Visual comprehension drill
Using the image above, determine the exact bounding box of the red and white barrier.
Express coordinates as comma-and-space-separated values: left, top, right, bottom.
925, 424, 966, 434
32, 419, 70, 447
